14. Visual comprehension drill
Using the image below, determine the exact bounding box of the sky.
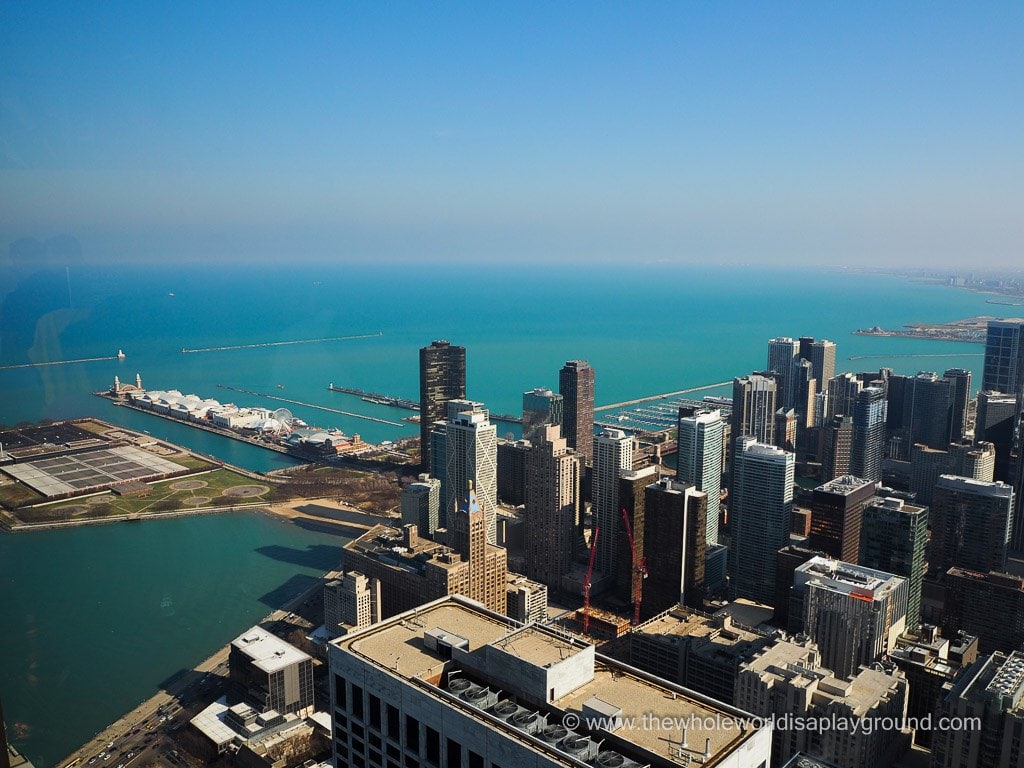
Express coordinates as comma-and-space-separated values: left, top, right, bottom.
1, 2, 1022, 267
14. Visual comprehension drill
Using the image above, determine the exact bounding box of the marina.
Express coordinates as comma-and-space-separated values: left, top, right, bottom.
597, 396, 733, 433
594, 381, 732, 412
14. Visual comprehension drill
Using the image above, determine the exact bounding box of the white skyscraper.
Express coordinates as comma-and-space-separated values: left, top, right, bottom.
729, 436, 794, 604
443, 400, 498, 544
592, 428, 634, 578
676, 408, 724, 544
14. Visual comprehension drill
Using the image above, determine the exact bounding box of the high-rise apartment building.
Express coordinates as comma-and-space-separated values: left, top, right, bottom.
676, 408, 724, 544
523, 424, 580, 589
731, 374, 777, 445
860, 497, 928, 631
944, 367, 972, 444
642, 478, 707, 612
808, 475, 878, 563
401, 474, 441, 539
617, 466, 658, 608
932, 650, 1024, 768
826, 372, 863, 420
908, 441, 995, 505
820, 415, 853, 482
929, 475, 1014, 576
592, 428, 634, 580
850, 386, 887, 481
791, 557, 908, 680
729, 436, 794, 604
521, 387, 563, 443
324, 572, 382, 638
983, 318, 1024, 394
798, 337, 837, 393
419, 340, 466, 473
558, 360, 595, 465
767, 336, 800, 408
442, 400, 498, 544
328, 595, 772, 768
976, 389, 1019, 482
943, 569, 1024, 654
496, 438, 530, 506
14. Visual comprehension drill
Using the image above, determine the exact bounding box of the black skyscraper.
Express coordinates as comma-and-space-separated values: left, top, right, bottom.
419, 340, 466, 472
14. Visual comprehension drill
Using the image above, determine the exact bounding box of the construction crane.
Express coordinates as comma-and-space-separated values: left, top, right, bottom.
582, 526, 600, 636
620, 506, 648, 626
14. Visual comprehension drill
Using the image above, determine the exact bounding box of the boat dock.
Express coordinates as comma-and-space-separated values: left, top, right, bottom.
216, 385, 407, 427
328, 384, 420, 410
0, 350, 125, 371
594, 381, 732, 412
181, 331, 383, 354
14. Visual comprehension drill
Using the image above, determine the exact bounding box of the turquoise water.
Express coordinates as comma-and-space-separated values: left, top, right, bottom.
0, 261, 995, 764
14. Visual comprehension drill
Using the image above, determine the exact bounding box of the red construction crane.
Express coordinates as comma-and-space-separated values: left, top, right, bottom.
582, 526, 600, 635
621, 506, 648, 626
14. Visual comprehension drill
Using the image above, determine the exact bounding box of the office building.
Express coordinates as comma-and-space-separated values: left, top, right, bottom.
675, 408, 724, 544
442, 400, 498, 544
627, 606, 774, 706
735, 639, 909, 768
826, 373, 863, 420
775, 543, 827, 631
932, 650, 1024, 768
976, 390, 1019, 482
729, 437, 794, 604
929, 475, 1014, 576
943, 568, 1024, 654
642, 478, 707, 612
401, 474, 441, 539
521, 387, 563, 444
523, 424, 581, 588
325, 572, 382, 638
328, 595, 772, 768
982, 318, 1024, 394
791, 359, 818, 457
617, 466, 658, 608
592, 428, 634, 580
799, 337, 837, 393
860, 497, 928, 631
850, 386, 887, 481
419, 340, 466, 473
820, 415, 853, 482
343, 520, 508, 617
505, 573, 548, 624
731, 374, 777, 445
791, 557, 908, 679
496, 438, 530, 506
559, 360, 595, 465
229, 625, 314, 717
944, 368, 972, 444
808, 475, 877, 563
889, 627, 978, 748
775, 408, 796, 453
908, 441, 995, 505
768, 336, 801, 407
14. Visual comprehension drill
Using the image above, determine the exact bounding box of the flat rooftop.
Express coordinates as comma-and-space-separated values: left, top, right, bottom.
232, 625, 311, 674
491, 625, 584, 667
2, 445, 186, 497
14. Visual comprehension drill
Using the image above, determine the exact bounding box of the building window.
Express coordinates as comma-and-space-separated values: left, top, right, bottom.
426, 728, 440, 765
446, 738, 462, 768
405, 714, 420, 752
387, 703, 400, 739
335, 674, 348, 708
369, 693, 382, 729
468, 751, 483, 768
352, 683, 364, 720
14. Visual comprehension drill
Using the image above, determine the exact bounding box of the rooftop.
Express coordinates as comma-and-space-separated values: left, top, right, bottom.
936, 474, 1014, 499
795, 556, 904, 598
815, 475, 875, 495
231, 625, 310, 674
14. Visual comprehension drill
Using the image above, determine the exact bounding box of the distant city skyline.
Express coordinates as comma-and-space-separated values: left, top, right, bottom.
1, 4, 1022, 267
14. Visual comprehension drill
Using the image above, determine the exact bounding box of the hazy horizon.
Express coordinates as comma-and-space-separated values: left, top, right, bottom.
2, 3, 1022, 268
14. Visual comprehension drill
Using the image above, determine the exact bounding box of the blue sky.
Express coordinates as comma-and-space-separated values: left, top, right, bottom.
1, 2, 1022, 265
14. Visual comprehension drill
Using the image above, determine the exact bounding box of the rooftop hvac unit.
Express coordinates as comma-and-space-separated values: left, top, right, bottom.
490, 700, 520, 721
593, 751, 644, 768
510, 710, 545, 735
462, 686, 499, 710
539, 724, 569, 744
447, 677, 473, 695
560, 734, 599, 762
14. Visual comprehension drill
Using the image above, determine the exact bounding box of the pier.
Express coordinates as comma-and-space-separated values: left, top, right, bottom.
328, 384, 420, 410
217, 385, 406, 427
181, 331, 382, 354
0, 351, 124, 371
848, 353, 985, 361
594, 381, 732, 412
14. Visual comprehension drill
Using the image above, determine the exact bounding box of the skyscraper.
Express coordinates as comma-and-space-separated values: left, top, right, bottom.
521, 387, 563, 443
860, 496, 929, 632
676, 408, 724, 544
767, 337, 800, 408
558, 360, 595, 465
401, 474, 441, 539
442, 400, 498, 544
731, 373, 777, 445
419, 340, 466, 473
944, 367, 972, 444
826, 372, 863, 420
976, 389, 1019, 482
983, 319, 1024, 395
850, 386, 887, 481
592, 428, 634, 579
929, 475, 1014, 576
643, 478, 707, 611
524, 424, 580, 588
617, 466, 658, 607
808, 475, 878, 563
820, 415, 853, 482
729, 436, 794, 604
798, 337, 837, 393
